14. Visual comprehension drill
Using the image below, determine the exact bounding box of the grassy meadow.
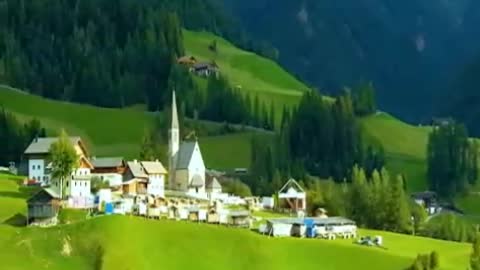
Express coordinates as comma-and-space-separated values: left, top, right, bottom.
0, 175, 472, 270
360, 112, 432, 192
0, 86, 258, 169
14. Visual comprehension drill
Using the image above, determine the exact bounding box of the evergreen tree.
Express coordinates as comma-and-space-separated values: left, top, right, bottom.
385, 174, 411, 233
472, 234, 480, 270
139, 129, 155, 161
269, 102, 275, 130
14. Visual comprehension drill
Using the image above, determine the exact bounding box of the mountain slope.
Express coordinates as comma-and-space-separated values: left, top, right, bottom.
225, 0, 480, 122
0, 29, 434, 189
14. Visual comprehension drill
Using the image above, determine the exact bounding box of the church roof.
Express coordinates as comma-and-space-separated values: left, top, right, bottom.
176, 142, 197, 169
141, 161, 167, 174
190, 174, 204, 187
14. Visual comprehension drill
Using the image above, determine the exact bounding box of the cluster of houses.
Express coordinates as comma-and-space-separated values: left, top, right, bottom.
23, 90, 358, 240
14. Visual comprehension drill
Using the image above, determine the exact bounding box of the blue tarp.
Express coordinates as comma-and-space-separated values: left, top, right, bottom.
304, 218, 316, 238
105, 203, 114, 215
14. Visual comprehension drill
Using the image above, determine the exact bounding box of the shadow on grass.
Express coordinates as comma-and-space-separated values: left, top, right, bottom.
3, 213, 27, 227
0, 191, 27, 199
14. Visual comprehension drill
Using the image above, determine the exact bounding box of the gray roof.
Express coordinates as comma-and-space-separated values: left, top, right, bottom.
229, 210, 251, 217
141, 161, 167, 174
176, 142, 197, 169
206, 176, 222, 190
267, 217, 356, 226
190, 174, 204, 187
126, 161, 148, 178
24, 137, 81, 155
92, 157, 124, 168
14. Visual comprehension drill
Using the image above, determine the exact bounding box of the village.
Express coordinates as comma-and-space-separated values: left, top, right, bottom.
21, 91, 359, 241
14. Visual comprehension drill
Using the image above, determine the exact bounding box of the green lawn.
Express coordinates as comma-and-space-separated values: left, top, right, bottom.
0, 175, 472, 270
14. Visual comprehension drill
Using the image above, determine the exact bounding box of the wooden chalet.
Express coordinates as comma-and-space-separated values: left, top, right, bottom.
27, 188, 61, 225
278, 179, 306, 212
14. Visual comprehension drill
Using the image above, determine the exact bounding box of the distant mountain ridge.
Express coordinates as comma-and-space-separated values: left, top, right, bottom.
224, 0, 480, 122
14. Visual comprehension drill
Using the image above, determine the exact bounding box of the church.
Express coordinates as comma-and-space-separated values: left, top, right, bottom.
168, 91, 208, 199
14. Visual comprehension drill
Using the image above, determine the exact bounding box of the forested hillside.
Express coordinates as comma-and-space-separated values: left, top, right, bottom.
224, 0, 480, 122
0, 0, 275, 112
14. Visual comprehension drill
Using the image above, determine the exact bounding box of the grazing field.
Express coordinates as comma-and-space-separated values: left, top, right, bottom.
0, 86, 258, 169
360, 113, 432, 192
0, 174, 471, 270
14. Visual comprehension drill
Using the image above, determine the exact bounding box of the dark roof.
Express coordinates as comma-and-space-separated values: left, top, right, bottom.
24, 137, 81, 155
92, 157, 124, 168
206, 175, 222, 190
411, 191, 437, 200
193, 62, 218, 71
27, 188, 60, 203
176, 142, 197, 169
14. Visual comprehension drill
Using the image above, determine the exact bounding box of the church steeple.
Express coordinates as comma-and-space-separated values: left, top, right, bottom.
169, 90, 180, 189
171, 91, 179, 130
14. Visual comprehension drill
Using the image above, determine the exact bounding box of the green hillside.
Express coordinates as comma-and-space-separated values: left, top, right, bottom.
360, 113, 431, 192
0, 175, 471, 270
0, 29, 436, 188
0, 86, 257, 170
183, 30, 310, 115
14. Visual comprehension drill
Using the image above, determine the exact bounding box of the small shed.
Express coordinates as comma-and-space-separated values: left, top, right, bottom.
207, 208, 219, 223
228, 210, 251, 228
27, 188, 61, 226
188, 207, 200, 222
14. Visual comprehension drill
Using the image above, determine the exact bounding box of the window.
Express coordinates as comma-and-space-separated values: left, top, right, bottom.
37, 165, 41, 170
67, 181, 69, 187
32, 165, 35, 170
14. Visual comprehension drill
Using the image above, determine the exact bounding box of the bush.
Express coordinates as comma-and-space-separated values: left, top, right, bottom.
406, 252, 440, 270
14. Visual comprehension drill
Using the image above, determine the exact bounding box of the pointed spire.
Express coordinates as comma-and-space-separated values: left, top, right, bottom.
171, 90, 179, 130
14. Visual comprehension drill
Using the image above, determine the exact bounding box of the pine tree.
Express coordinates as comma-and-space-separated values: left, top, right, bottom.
269, 102, 275, 130
385, 174, 411, 232
139, 129, 155, 161
472, 234, 480, 270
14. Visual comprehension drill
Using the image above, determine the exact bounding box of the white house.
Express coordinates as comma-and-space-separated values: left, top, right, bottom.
168, 91, 211, 199
142, 161, 167, 198
24, 137, 93, 186
123, 160, 167, 197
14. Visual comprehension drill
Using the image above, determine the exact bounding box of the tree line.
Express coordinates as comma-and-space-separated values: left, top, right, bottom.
247, 90, 384, 195
168, 66, 277, 131
427, 121, 478, 198
0, 108, 46, 165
